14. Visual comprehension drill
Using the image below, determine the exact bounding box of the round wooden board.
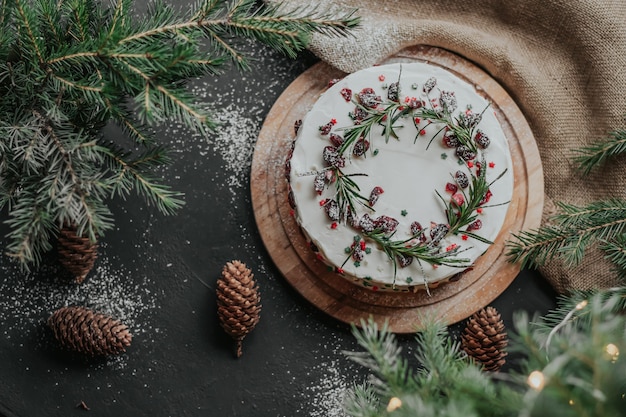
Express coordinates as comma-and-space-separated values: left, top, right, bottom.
251, 45, 544, 333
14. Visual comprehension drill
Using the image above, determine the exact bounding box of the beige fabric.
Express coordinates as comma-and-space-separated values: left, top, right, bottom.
268, 0, 626, 292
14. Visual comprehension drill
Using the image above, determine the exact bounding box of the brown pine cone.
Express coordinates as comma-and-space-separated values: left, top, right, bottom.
57, 225, 98, 283
217, 260, 261, 358
48, 306, 132, 356
461, 306, 508, 372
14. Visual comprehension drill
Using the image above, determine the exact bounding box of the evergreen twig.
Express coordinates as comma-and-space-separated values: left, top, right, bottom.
0, 0, 360, 268
506, 199, 626, 272
574, 126, 626, 176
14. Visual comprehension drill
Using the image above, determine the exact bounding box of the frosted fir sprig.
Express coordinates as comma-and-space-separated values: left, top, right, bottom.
506, 198, 626, 271
0, 0, 359, 269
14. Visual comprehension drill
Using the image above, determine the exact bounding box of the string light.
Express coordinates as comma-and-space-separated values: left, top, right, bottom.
387, 397, 402, 412
605, 343, 620, 362
575, 300, 588, 310
527, 370, 545, 391
569, 399, 575, 406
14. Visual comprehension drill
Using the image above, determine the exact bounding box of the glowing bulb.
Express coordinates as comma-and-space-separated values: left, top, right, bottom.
575, 300, 588, 310
605, 343, 620, 362
569, 399, 575, 406
387, 397, 402, 412
527, 370, 545, 390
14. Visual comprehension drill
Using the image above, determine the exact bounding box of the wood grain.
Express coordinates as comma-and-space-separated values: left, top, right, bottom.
251, 45, 544, 333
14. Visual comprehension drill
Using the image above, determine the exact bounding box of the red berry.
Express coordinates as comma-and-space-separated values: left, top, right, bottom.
374, 215, 399, 233
480, 189, 493, 205
445, 182, 458, 193
329, 133, 344, 147
467, 219, 482, 231
451, 192, 465, 206
442, 130, 459, 148
340, 88, 352, 102
369, 186, 384, 206
357, 87, 380, 108
353, 138, 370, 157
454, 171, 469, 188
319, 122, 333, 135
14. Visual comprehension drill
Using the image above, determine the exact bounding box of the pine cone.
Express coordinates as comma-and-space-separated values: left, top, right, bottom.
57, 225, 98, 283
461, 306, 508, 372
48, 306, 132, 356
217, 260, 261, 358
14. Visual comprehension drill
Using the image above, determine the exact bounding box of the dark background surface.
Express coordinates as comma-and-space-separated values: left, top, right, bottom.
0, 2, 558, 416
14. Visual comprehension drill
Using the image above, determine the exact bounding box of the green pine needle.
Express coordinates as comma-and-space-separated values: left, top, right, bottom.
506, 199, 626, 271
0, 0, 359, 269
574, 126, 626, 176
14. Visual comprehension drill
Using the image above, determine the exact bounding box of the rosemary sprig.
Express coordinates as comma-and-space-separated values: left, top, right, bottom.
333, 168, 371, 221
338, 100, 413, 155
436, 157, 508, 242
417, 104, 490, 153
365, 229, 472, 281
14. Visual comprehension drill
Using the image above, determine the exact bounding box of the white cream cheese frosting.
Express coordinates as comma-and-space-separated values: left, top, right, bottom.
287, 62, 513, 291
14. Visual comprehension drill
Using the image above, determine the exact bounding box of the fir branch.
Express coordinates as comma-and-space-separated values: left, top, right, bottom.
99, 144, 184, 215
0, 0, 358, 269
506, 199, 626, 269
345, 319, 414, 395
601, 235, 626, 281
4, 195, 55, 268
14, 0, 45, 63
344, 318, 523, 417
573, 126, 626, 176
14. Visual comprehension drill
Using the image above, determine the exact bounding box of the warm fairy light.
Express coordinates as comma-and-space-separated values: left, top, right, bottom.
386, 397, 402, 412
527, 370, 545, 390
605, 343, 620, 362
575, 300, 588, 310
569, 399, 575, 406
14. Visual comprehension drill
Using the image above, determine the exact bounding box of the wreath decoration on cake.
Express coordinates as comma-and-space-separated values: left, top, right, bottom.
288, 65, 510, 290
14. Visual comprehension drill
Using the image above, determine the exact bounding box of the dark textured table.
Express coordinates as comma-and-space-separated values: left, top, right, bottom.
0, 6, 558, 416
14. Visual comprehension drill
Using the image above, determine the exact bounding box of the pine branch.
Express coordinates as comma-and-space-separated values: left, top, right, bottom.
99, 143, 184, 215
573, 126, 626, 176
4, 194, 55, 268
600, 234, 626, 281
506, 199, 626, 269
344, 318, 523, 417
0, 0, 358, 269
14, 0, 45, 63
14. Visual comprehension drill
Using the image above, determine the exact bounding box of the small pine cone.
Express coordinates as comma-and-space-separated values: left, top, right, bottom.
217, 260, 261, 358
48, 306, 132, 356
57, 225, 98, 283
461, 306, 508, 372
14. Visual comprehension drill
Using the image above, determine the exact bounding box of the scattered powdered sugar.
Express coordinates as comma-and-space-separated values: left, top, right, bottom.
297, 358, 350, 417
0, 243, 159, 368
166, 100, 263, 191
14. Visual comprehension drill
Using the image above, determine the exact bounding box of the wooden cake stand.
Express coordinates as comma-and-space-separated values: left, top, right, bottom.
251, 45, 543, 333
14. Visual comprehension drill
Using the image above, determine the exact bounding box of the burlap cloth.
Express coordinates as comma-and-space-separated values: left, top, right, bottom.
267, 0, 626, 293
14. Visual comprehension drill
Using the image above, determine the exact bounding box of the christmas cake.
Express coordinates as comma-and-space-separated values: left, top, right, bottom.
286, 62, 513, 292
